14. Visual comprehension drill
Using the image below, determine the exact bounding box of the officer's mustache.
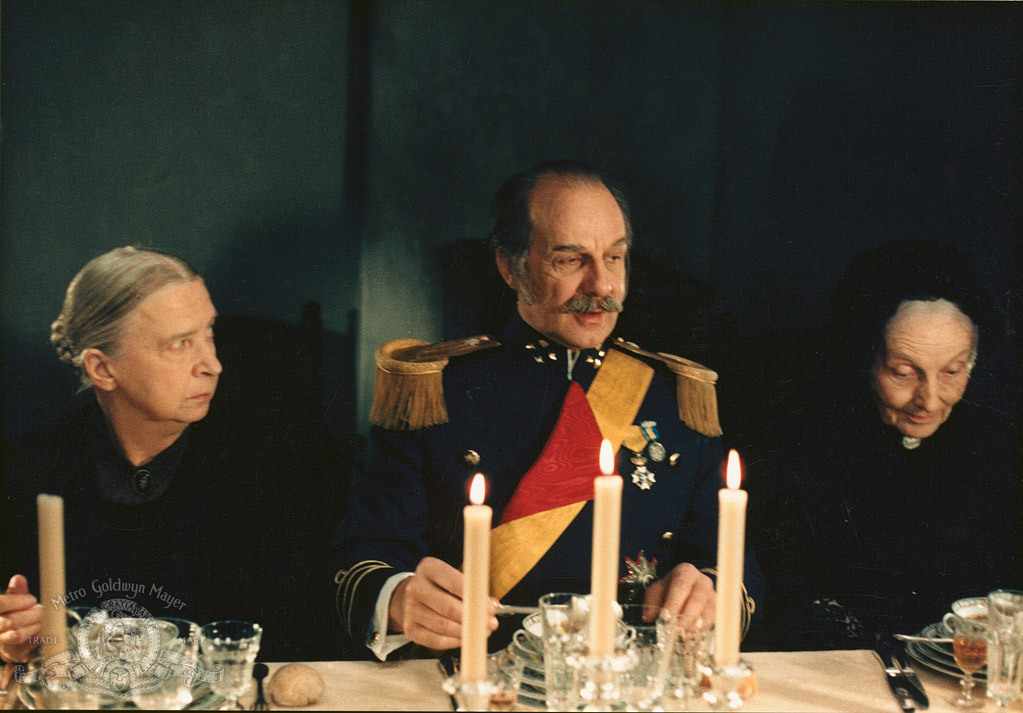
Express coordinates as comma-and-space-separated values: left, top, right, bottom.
560, 294, 624, 314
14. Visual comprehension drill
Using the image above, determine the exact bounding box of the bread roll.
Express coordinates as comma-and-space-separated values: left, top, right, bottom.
268, 663, 325, 707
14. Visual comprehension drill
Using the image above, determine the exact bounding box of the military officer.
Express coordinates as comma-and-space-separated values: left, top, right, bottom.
332, 160, 763, 659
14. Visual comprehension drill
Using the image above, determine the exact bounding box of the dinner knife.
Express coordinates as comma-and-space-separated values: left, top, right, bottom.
893, 646, 929, 710
438, 653, 459, 711
875, 647, 918, 712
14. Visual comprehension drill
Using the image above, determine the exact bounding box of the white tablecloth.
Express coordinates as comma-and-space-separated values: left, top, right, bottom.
246, 649, 1003, 712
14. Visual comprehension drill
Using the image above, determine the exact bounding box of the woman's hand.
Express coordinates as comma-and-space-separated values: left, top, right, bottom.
0, 575, 43, 663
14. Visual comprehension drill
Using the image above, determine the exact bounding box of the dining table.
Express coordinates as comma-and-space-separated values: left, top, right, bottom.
227, 649, 1008, 712
0, 648, 1009, 711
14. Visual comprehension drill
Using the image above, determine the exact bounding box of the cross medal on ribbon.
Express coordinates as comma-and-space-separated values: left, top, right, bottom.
624, 421, 665, 490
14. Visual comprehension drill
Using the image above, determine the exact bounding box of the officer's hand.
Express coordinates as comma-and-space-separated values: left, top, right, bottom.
388, 557, 498, 651
0, 574, 43, 663
643, 562, 715, 633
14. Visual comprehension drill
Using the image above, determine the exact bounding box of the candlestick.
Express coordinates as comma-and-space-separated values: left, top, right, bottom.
715, 450, 747, 666
461, 473, 491, 683
37, 493, 68, 662
590, 439, 621, 656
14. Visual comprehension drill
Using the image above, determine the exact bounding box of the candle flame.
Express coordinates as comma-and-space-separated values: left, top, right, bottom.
599, 439, 614, 476
469, 473, 487, 505
725, 450, 742, 489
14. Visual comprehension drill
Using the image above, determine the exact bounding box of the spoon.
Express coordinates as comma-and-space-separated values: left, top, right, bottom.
494, 604, 539, 616
252, 663, 270, 710
895, 634, 953, 644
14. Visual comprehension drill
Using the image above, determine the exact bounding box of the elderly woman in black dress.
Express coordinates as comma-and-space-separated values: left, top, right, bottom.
759, 241, 1020, 649
0, 246, 335, 664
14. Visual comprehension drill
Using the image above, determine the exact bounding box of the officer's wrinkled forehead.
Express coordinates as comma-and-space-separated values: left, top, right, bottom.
525, 174, 632, 252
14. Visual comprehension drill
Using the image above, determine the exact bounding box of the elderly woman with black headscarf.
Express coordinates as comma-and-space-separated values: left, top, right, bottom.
761, 241, 1020, 650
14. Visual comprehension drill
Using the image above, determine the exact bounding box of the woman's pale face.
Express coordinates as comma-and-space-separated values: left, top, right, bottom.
103, 279, 222, 427
871, 310, 974, 439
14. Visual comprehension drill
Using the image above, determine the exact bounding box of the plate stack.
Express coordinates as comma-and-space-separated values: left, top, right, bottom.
507, 614, 547, 709
505, 609, 641, 709
905, 621, 988, 680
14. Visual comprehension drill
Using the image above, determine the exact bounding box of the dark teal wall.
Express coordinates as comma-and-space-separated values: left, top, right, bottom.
3, 1, 1020, 438
2, 0, 353, 436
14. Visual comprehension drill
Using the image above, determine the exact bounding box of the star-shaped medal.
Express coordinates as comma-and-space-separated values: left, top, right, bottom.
621, 551, 658, 587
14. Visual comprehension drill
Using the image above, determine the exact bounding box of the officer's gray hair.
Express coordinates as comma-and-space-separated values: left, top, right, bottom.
489, 160, 632, 304
51, 246, 200, 388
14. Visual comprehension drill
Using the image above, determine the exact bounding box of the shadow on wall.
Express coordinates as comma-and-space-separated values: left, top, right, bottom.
199, 215, 365, 656
203, 212, 355, 321
208, 302, 360, 660
750, 73, 1015, 330
202, 211, 361, 443
2, 336, 82, 441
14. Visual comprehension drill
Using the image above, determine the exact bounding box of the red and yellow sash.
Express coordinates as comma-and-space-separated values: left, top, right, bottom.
489, 349, 654, 599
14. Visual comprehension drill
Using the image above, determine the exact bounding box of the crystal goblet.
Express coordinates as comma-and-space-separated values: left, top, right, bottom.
539, 592, 589, 711
667, 617, 714, 705
131, 618, 201, 710
618, 603, 676, 710
200, 620, 262, 711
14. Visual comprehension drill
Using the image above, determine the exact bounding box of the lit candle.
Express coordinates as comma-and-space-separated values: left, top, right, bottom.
461, 473, 491, 683
590, 439, 622, 655
37, 493, 68, 662
714, 450, 747, 666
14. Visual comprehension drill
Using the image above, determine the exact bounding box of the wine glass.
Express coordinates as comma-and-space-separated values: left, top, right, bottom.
200, 621, 262, 710
619, 603, 677, 710
944, 612, 987, 709
132, 618, 201, 710
667, 617, 714, 706
538, 592, 588, 712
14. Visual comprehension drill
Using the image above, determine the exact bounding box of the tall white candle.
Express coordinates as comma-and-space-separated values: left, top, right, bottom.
37, 493, 68, 662
461, 473, 491, 683
590, 439, 621, 656
714, 450, 747, 666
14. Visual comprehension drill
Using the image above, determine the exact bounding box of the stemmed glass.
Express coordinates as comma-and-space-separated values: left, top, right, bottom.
944, 613, 988, 709
538, 592, 589, 711
441, 648, 523, 711
619, 603, 677, 710
200, 621, 262, 710
667, 617, 714, 706
132, 618, 201, 710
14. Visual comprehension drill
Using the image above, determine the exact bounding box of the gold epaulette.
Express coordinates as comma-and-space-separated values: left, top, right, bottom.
611, 337, 722, 438
369, 336, 500, 430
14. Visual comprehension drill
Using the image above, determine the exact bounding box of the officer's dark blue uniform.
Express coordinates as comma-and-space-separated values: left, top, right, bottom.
332, 314, 764, 654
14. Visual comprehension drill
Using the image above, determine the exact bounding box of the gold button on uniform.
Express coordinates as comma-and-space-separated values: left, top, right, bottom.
668, 453, 682, 468
461, 450, 481, 467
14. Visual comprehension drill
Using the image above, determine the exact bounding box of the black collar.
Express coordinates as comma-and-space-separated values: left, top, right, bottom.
499, 312, 609, 379
87, 398, 190, 505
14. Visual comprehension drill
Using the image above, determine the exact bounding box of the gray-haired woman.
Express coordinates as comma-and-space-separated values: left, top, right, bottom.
1, 246, 326, 665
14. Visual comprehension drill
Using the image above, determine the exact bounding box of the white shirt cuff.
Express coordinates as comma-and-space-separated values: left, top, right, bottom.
368, 571, 415, 661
